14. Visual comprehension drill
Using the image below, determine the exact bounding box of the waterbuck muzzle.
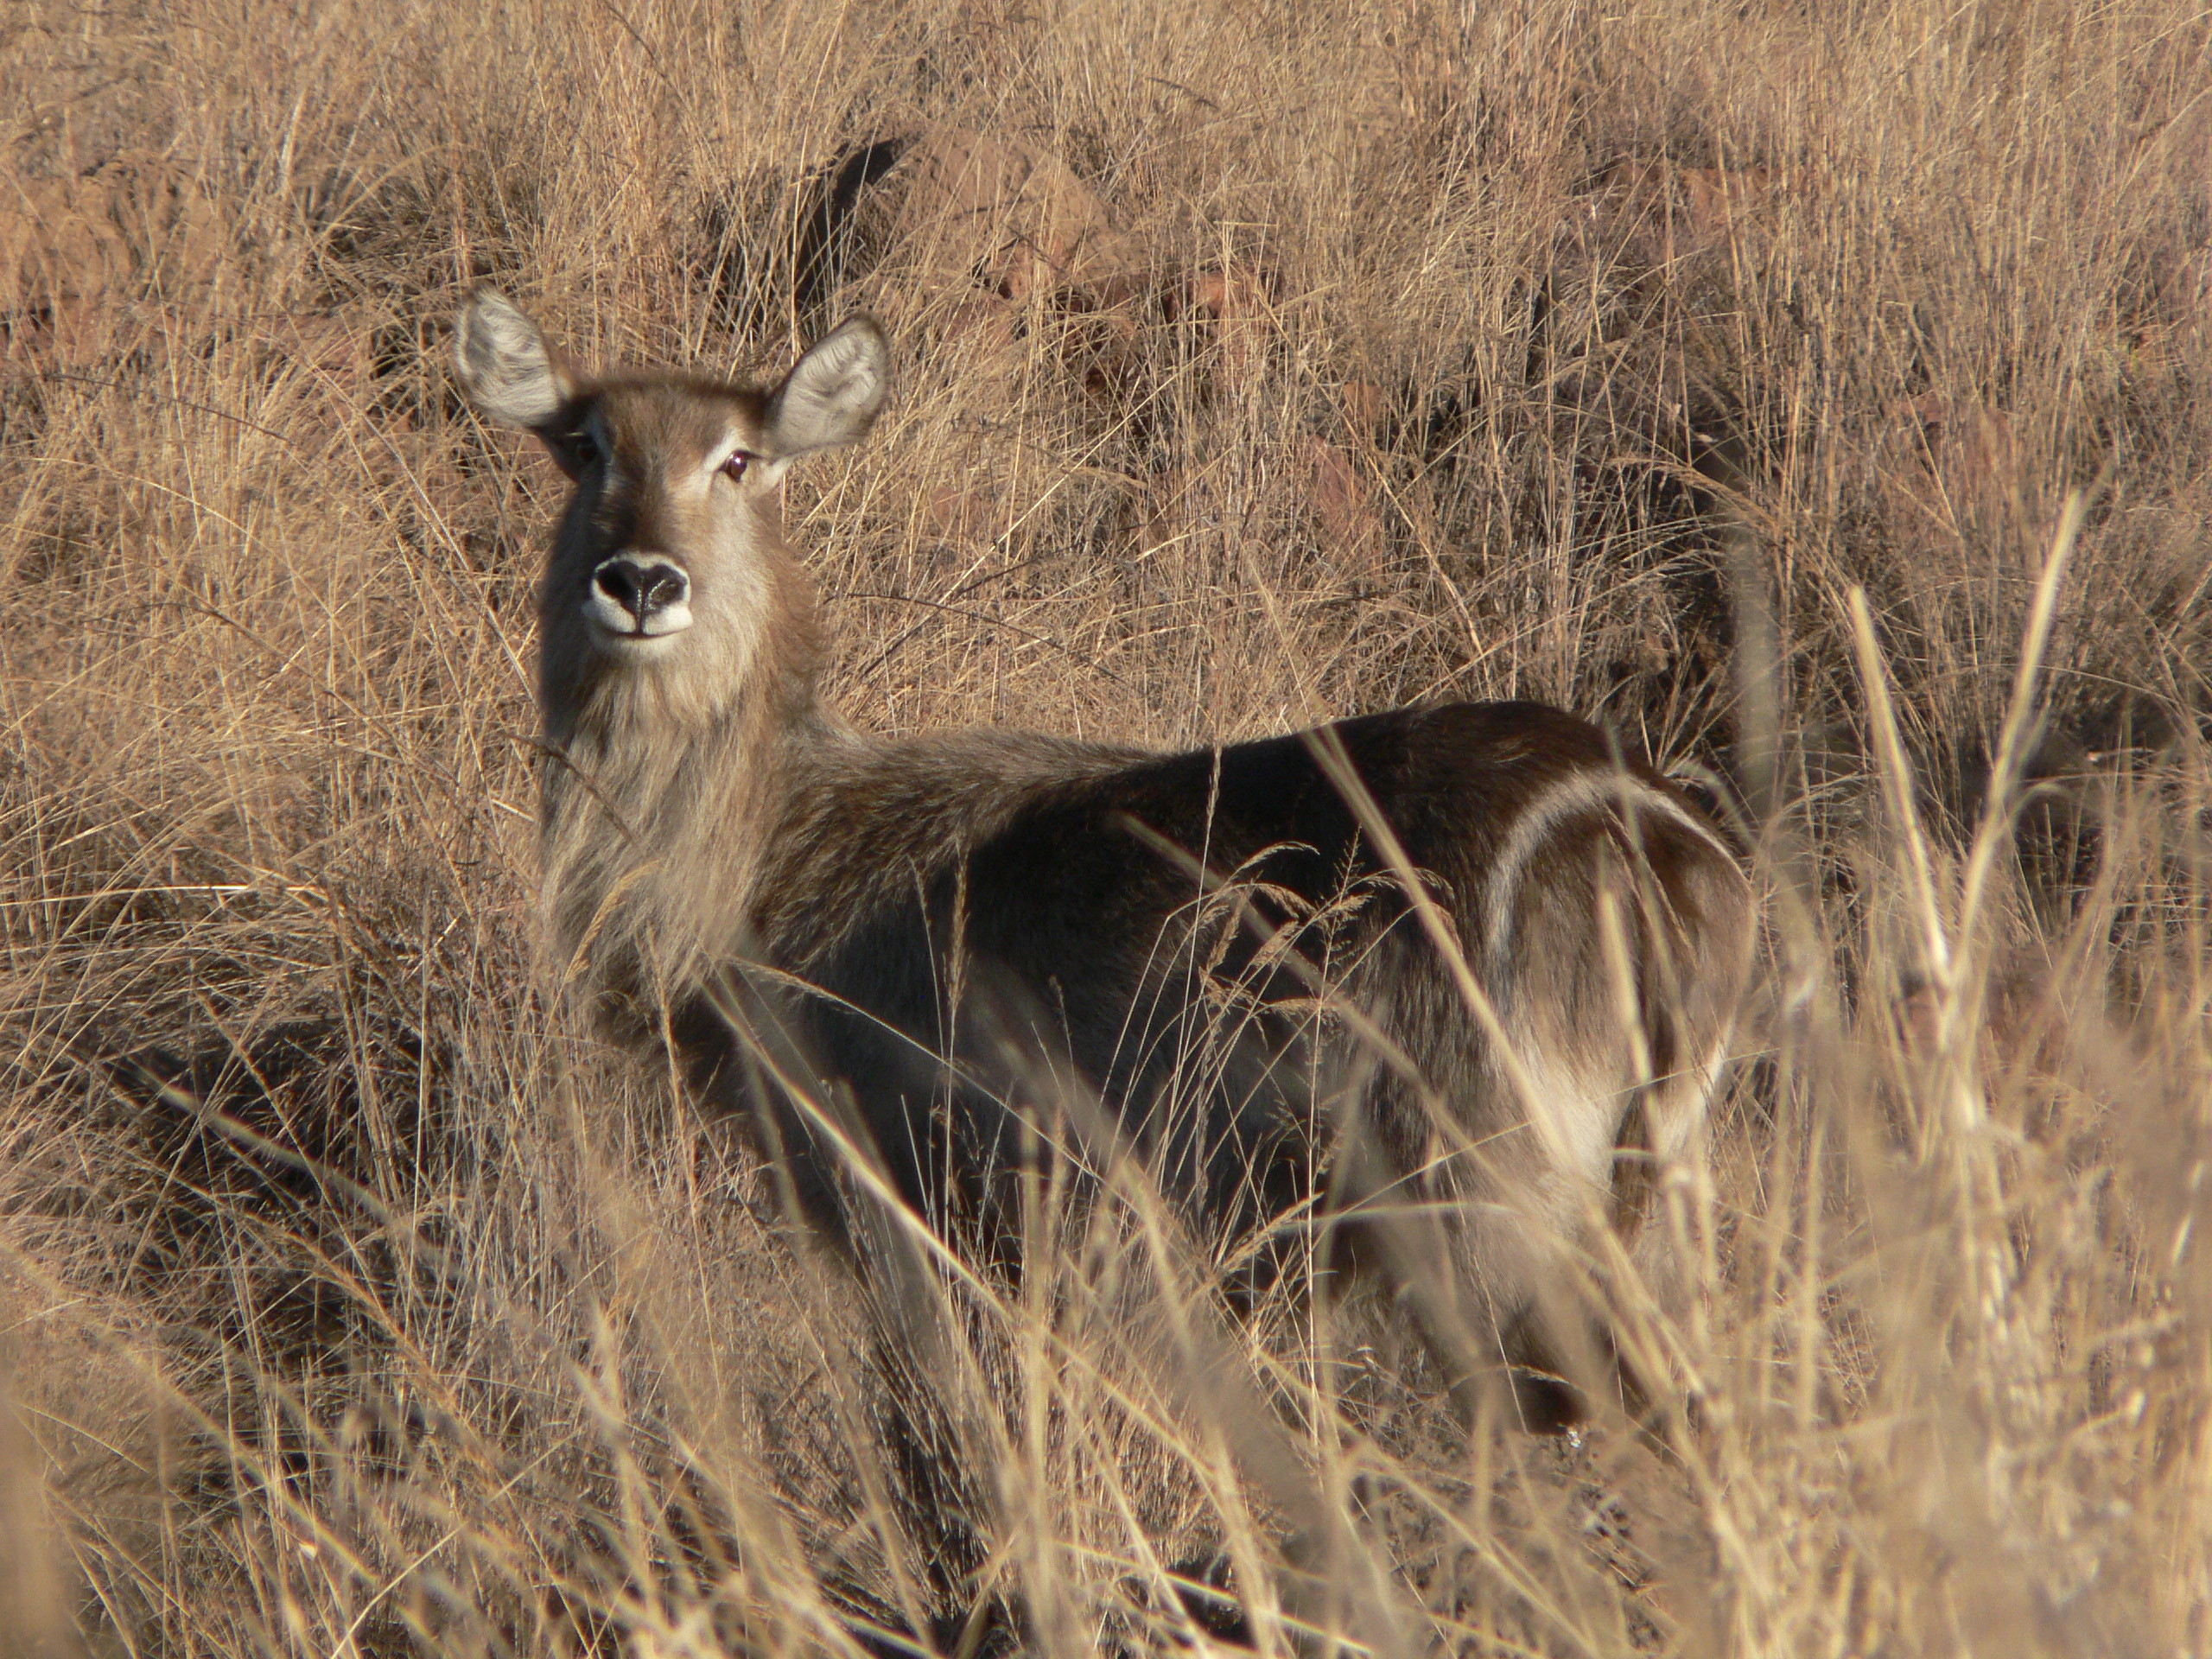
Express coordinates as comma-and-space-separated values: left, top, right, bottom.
588, 553, 693, 644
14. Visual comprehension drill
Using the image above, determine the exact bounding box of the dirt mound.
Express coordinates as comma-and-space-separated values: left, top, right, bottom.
801, 126, 1141, 317
0, 151, 228, 364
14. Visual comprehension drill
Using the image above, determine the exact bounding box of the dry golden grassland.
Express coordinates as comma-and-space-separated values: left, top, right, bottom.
3, 0, 2210, 1652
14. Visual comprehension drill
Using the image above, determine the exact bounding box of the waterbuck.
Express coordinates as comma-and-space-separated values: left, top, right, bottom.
454, 290, 1752, 1431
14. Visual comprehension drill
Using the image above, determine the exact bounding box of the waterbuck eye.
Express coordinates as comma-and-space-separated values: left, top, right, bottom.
721, 449, 753, 483
563, 421, 606, 464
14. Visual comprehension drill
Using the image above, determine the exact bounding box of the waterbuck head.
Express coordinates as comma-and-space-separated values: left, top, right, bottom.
453, 291, 892, 744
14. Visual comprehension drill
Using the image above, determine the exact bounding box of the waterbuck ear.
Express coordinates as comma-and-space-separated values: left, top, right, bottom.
762, 316, 891, 459
454, 290, 574, 430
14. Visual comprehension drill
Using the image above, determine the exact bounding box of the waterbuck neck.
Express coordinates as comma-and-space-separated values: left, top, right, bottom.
447, 296, 895, 1014
537, 511, 838, 1010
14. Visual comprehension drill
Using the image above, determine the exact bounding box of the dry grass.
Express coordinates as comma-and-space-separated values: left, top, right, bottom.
3, 0, 2210, 1652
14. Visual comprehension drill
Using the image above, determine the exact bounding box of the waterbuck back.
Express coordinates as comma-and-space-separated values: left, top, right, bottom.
454, 291, 1755, 1430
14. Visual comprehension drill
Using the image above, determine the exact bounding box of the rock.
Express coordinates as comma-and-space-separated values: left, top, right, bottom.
1163, 262, 1275, 385
1304, 436, 1383, 572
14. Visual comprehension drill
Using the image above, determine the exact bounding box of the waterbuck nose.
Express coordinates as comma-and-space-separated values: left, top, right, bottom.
592, 555, 690, 630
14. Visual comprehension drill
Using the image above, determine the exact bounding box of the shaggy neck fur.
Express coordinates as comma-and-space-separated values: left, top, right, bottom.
537, 523, 840, 1024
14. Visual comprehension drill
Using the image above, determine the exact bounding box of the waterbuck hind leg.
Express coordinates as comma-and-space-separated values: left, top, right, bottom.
1356, 763, 1753, 1436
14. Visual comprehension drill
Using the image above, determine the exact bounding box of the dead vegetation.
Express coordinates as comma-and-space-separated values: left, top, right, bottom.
2, 0, 2209, 1653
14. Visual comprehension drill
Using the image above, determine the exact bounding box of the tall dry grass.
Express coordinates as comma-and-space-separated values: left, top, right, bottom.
2, 0, 2209, 1652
